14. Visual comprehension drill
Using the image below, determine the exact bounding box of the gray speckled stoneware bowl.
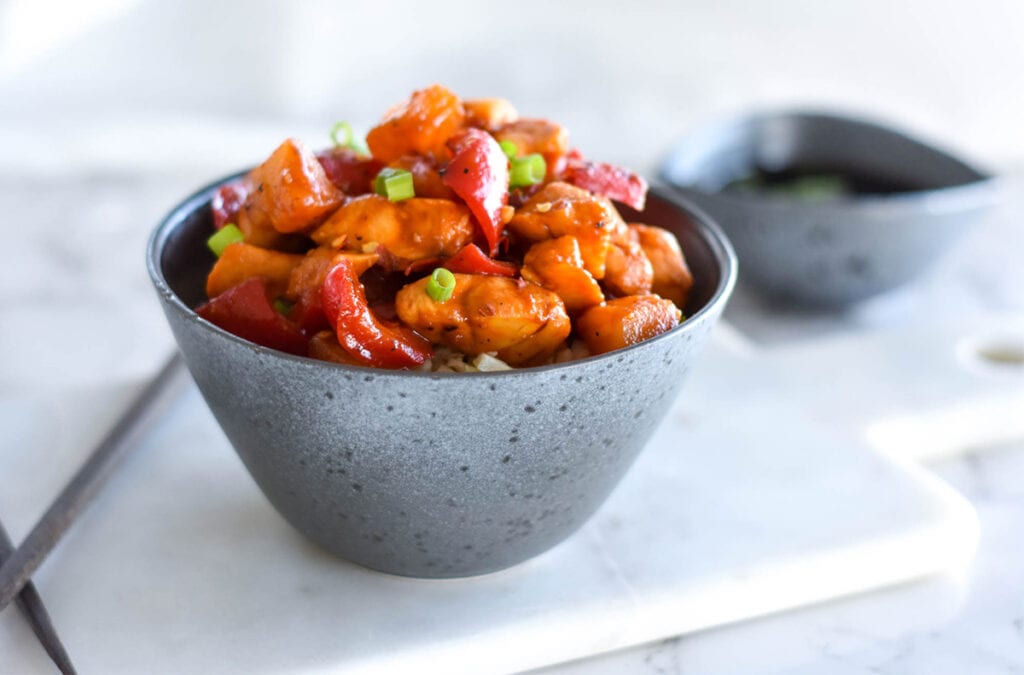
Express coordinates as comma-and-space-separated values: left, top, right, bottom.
661, 111, 999, 308
147, 178, 736, 578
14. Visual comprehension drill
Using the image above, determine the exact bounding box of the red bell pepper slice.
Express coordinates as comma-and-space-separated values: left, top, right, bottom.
197, 277, 307, 355
443, 244, 517, 277
321, 259, 432, 369
316, 147, 383, 195
442, 128, 509, 256
211, 180, 248, 229
565, 159, 648, 211
287, 288, 330, 337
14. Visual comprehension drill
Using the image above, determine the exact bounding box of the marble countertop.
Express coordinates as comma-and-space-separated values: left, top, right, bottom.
2, 1, 1023, 671
1, 157, 1021, 675
540, 443, 1024, 675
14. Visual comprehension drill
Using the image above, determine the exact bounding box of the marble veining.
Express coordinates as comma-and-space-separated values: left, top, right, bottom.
541, 443, 1024, 675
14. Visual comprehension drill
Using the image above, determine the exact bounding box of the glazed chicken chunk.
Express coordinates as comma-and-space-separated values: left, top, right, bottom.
311, 195, 475, 269
507, 182, 625, 279
198, 85, 693, 370
520, 235, 604, 314
395, 274, 571, 366
576, 295, 682, 356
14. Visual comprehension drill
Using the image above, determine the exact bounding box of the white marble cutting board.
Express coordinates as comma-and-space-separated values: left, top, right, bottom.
726, 312, 1024, 463
1, 317, 1013, 675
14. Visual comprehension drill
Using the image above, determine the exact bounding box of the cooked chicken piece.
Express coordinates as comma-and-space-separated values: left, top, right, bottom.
242, 138, 343, 234
233, 206, 296, 250
603, 227, 654, 297
387, 155, 455, 200
521, 236, 604, 314
205, 243, 304, 299
575, 295, 682, 356
311, 195, 475, 269
395, 274, 570, 366
493, 119, 568, 176
366, 84, 466, 163
285, 247, 380, 301
633, 224, 693, 308
507, 182, 625, 279
464, 98, 519, 131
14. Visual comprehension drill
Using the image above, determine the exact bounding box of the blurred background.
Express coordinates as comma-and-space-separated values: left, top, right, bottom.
2, 0, 1023, 175
1, 0, 1022, 388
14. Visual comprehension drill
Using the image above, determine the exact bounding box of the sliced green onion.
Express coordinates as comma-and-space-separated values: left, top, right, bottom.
272, 298, 294, 316
509, 153, 546, 188
330, 121, 369, 155
207, 223, 244, 257
374, 168, 415, 201
425, 267, 456, 303
330, 121, 354, 147
498, 140, 518, 160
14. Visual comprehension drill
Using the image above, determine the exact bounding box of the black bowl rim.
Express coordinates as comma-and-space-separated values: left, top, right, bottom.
146, 173, 737, 379
660, 109, 1001, 211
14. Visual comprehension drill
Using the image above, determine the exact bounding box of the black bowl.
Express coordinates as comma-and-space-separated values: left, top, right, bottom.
147, 180, 736, 578
662, 111, 999, 307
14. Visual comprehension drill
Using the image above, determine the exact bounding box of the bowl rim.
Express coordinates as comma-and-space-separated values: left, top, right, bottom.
146, 173, 737, 378
660, 109, 1001, 212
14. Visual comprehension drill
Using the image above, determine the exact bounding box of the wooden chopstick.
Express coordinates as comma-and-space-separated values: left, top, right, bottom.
0, 517, 76, 674
0, 352, 188, 614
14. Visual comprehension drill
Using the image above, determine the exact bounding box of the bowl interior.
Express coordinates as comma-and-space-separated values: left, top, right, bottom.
154, 179, 735, 342
159, 178, 231, 309
662, 112, 991, 196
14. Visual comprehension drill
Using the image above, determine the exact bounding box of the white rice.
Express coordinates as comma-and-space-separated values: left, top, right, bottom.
420, 340, 590, 372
